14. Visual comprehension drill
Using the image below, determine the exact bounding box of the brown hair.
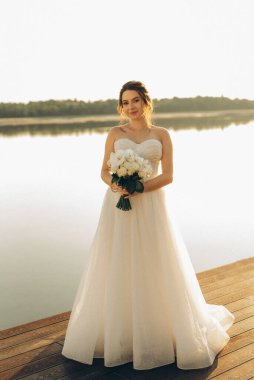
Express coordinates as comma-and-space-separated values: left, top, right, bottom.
117, 80, 153, 125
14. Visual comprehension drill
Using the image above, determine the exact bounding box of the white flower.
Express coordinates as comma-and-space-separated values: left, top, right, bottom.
124, 149, 135, 162
122, 163, 132, 175
132, 162, 140, 172
137, 169, 145, 178
108, 148, 153, 179
114, 150, 125, 163
115, 150, 125, 165
123, 161, 131, 169
107, 157, 119, 172
117, 166, 127, 177
110, 165, 119, 173
115, 150, 124, 159
107, 150, 125, 171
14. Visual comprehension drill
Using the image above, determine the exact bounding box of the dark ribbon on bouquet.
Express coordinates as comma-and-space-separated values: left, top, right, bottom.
111, 172, 144, 211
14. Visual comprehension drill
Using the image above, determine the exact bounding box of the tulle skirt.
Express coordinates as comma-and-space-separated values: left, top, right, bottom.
62, 187, 235, 370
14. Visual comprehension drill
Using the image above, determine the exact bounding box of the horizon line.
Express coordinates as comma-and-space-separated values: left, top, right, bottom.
1, 94, 254, 104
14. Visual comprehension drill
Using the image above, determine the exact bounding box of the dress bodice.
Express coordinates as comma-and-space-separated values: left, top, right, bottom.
114, 138, 162, 180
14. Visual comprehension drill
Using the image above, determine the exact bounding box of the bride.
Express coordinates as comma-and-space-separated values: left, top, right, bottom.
62, 80, 235, 370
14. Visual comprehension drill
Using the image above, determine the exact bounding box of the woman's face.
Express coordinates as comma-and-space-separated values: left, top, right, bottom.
121, 90, 146, 120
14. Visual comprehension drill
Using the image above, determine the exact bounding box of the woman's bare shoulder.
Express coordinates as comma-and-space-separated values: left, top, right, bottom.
109, 125, 127, 133
107, 125, 121, 136
108, 124, 128, 137
105, 125, 125, 144
151, 125, 172, 140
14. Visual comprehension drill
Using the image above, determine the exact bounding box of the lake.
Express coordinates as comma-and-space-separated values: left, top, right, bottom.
1, 117, 254, 329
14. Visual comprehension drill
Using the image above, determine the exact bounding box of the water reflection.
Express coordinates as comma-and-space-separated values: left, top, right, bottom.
1, 110, 254, 137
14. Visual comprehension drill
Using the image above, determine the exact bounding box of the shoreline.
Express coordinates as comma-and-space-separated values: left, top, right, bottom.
1, 109, 254, 127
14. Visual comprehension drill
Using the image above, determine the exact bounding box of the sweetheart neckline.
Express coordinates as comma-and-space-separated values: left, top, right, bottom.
114, 138, 162, 147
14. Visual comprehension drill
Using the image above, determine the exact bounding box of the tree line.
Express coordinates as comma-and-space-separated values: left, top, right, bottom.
1, 96, 254, 118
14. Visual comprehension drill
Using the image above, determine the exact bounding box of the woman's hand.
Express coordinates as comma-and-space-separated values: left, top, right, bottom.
124, 191, 142, 199
124, 182, 146, 199
110, 183, 129, 196
110, 183, 144, 198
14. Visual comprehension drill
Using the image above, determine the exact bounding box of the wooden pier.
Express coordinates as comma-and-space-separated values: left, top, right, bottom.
1, 257, 254, 380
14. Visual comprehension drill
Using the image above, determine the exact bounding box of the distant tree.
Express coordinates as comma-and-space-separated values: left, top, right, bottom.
1, 96, 254, 118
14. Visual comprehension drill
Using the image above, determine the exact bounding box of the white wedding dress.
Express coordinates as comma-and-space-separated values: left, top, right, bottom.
62, 138, 235, 370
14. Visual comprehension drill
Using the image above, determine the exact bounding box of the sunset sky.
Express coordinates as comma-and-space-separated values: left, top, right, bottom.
1, 0, 254, 103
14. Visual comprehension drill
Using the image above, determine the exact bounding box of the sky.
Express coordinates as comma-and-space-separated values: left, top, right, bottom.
1, 0, 254, 103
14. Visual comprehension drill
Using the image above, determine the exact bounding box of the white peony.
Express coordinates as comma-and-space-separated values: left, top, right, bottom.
111, 165, 119, 173
132, 162, 140, 172
122, 161, 133, 173
107, 150, 124, 170
117, 166, 127, 177
124, 149, 135, 162
123, 161, 132, 170
115, 150, 124, 160
138, 169, 146, 178
107, 158, 119, 173
108, 148, 153, 179
116, 158, 125, 166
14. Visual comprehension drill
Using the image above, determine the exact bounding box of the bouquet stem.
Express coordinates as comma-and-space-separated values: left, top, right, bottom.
116, 194, 132, 211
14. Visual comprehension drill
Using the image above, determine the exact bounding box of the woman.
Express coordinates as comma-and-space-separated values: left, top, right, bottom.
62, 80, 235, 370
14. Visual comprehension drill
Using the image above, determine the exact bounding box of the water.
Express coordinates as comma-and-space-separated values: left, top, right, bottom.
1, 121, 253, 329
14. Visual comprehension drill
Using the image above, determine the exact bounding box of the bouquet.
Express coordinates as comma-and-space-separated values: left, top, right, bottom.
107, 148, 153, 211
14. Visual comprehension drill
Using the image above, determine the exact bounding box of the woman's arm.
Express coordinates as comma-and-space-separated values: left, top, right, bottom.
100, 127, 129, 195
143, 128, 173, 193
100, 127, 117, 186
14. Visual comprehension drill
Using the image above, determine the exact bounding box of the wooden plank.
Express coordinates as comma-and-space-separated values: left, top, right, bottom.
201, 269, 254, 293
6, 358, 113, 380
0, 352, 68, 380
0, 311, 70, 340
204, 278, 254, 302
173, 343, 254, 379
198, 262, 254, 287
197, 260, 240, 279
0, 320, 68, 350
217, 329, 254, 356
197, 258, 254, 280
0, 330, 65, 360
229, 316, 254, 337
204, 286, 254, 304
0, 343, 62, 372
210, 359, 254, 379
223, 297, 254, 313
233, 304, 254, 323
